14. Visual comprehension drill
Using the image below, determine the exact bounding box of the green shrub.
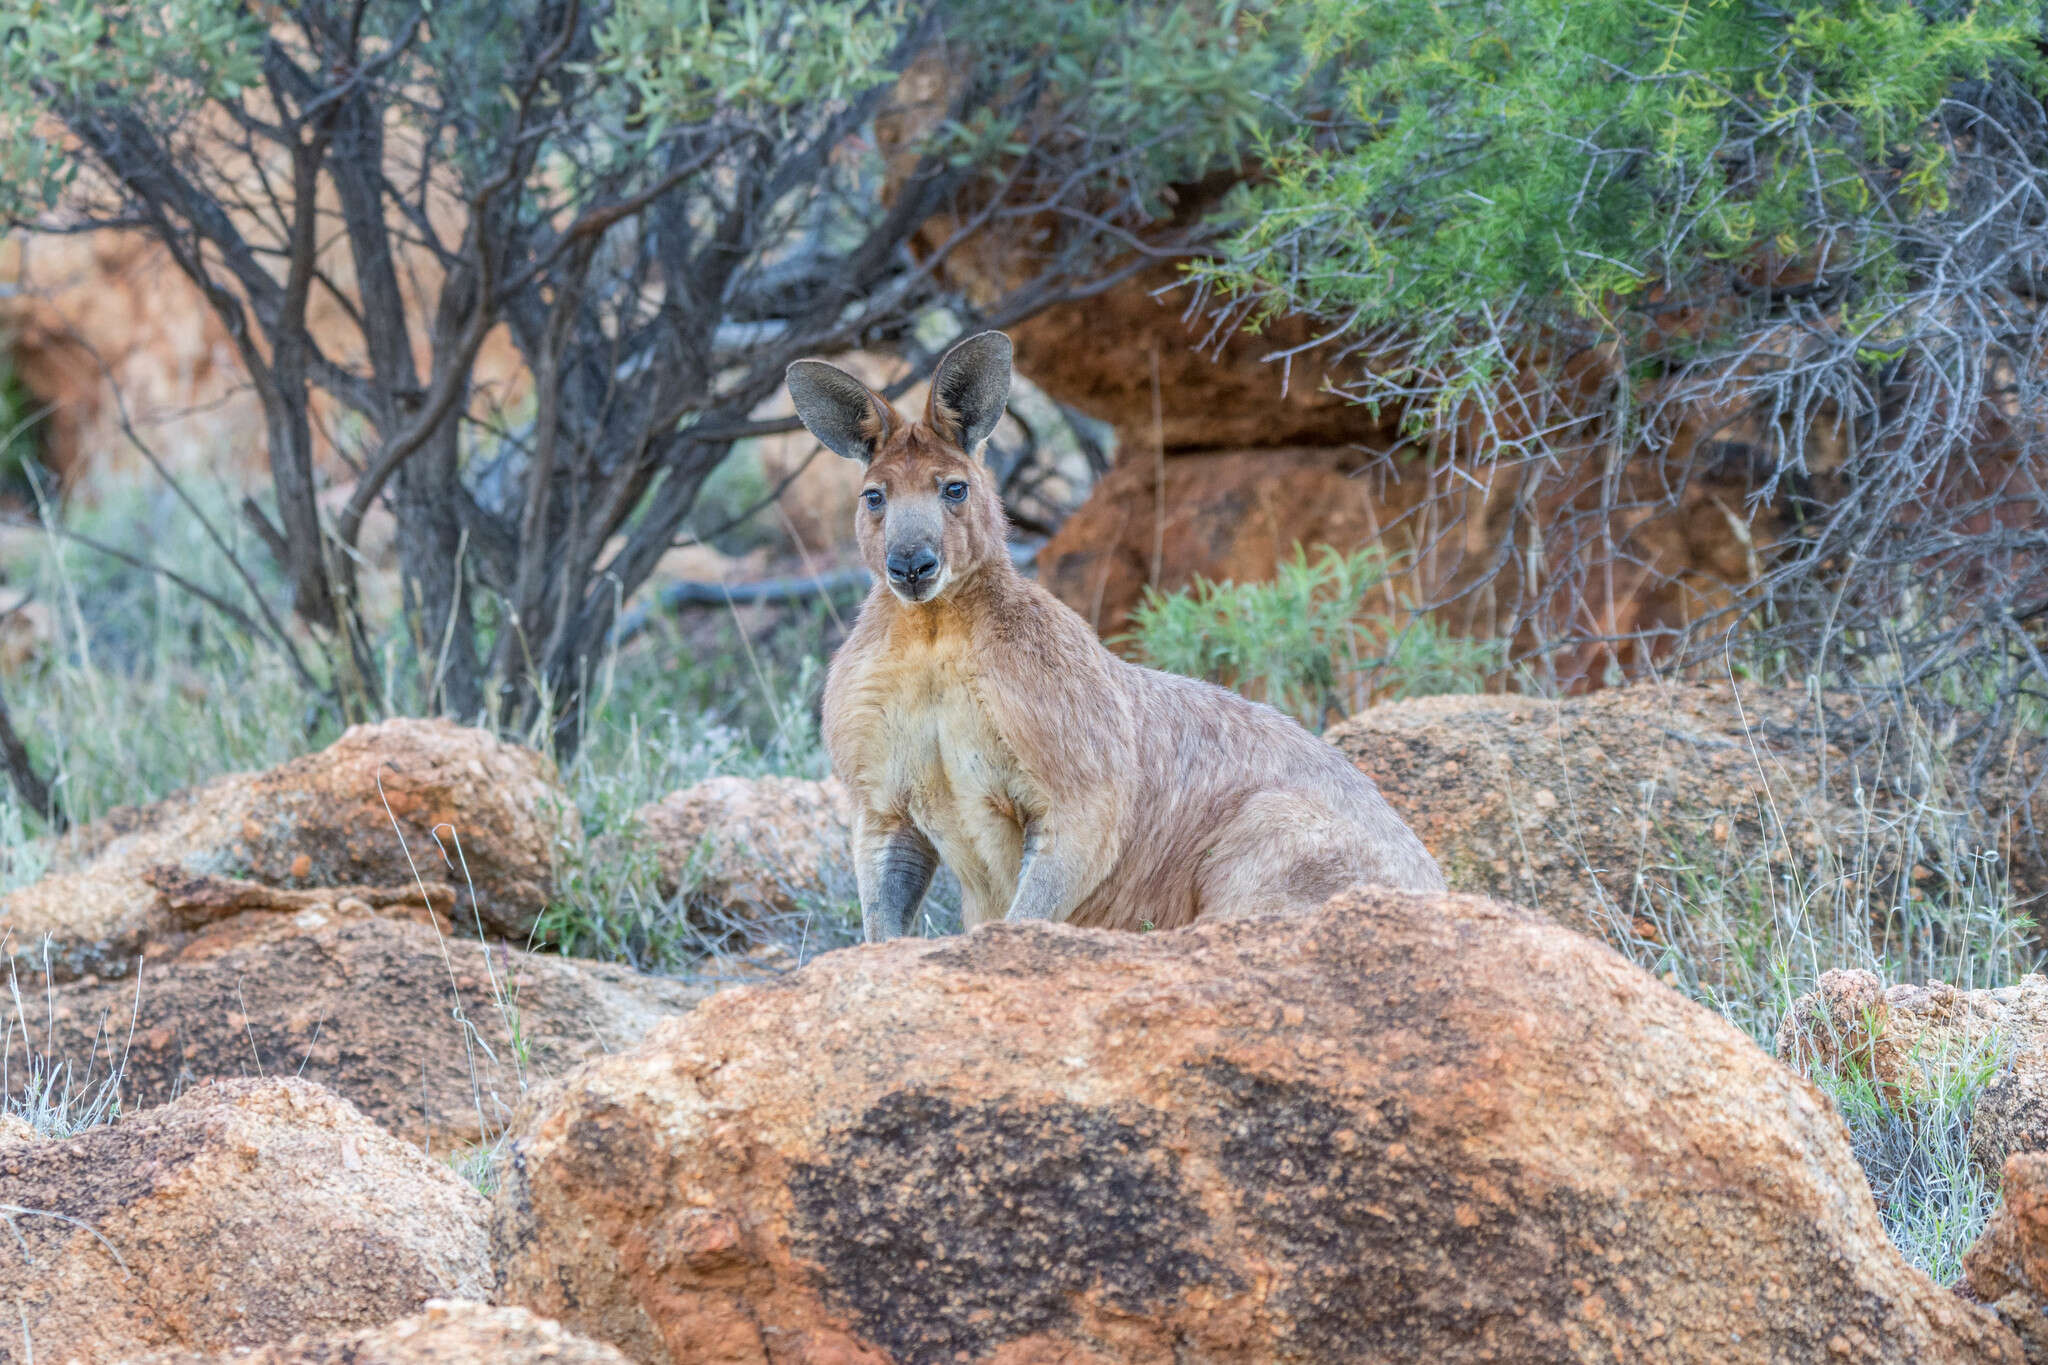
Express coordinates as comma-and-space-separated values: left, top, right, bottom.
1119, 545, 1499, 729
1197, 0, 2045, 401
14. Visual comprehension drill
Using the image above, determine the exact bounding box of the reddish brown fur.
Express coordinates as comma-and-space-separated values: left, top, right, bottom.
804, 338, 1444, 939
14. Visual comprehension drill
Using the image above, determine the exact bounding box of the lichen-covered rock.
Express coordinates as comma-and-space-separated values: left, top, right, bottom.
120, 1301, 633, 1365
626, 774, 854, 930
1968, 1154, 2048, 1361
0, 1077, 489, 1363
1, 717, 578, 980
492, 888, 2015, 1364
1328, 683, 2043, 941
38, 908, 703, 1151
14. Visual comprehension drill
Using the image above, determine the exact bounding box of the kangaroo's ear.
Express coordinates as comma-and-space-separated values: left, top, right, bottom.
925, 331, 1013, 456
786, 360, 895, 464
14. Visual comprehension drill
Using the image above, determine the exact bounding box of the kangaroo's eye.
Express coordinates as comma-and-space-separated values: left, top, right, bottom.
862, 488, 884, 512
942, 480, 969, 503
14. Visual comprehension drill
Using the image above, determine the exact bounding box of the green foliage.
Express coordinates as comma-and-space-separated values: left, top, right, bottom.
0, 0, 263, 216
1194, 0, 2047, 403
589, 0, 1305, 211
1120, 546, 1499, 729
597, 0, 914, 131
0, 356, 45, 490
935, 0, 1305, 211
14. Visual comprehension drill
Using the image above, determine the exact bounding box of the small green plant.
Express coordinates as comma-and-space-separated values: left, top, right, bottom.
3, 944, 125, 1139
0, 355, 45, 493
1807, 1034, 2008, 1284
1119, 545, 1499, 729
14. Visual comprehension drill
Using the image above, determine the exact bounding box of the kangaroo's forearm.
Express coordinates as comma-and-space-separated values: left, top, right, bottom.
1004, 822, 1108, 924
862, 827, 938, 941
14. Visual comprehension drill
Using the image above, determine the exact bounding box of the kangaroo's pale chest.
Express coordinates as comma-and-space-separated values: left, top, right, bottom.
830, 646, 1035, 918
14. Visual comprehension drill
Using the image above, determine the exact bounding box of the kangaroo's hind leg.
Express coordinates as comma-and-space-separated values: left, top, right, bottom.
1195, 791, 1442, 921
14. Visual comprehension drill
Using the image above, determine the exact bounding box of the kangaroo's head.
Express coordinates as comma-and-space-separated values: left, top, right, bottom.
785, 332, 1013, 607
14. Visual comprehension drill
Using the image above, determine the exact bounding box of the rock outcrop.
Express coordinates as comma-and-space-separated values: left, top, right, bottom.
35, 907, 702, 1152
1968, 1154, 2048, 1360
1775, 969, 2045, 1097
1775, 969, 2048, 1176
1034, 422, 1793, 670
1, 222, 525, 486
0, 1077, 489, 1363
626, 774, 854, 931
1038, 446, 1395, 639
492, 888, 2015, 1364
1977, 1054, 2048, 1179
1328, 682, 2044, 940
1006, 266, 1395, 456
1, 717, 577, 981
123, 1301, 633, 1365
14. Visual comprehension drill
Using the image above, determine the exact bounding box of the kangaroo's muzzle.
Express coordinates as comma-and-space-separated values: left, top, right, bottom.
886, 544, 942, 601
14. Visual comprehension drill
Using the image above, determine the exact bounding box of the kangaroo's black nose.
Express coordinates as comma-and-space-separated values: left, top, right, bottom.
887, 546, 939, 587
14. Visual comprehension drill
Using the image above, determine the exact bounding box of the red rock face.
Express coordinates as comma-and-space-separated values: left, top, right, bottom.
1006, 265, 1397, 456
1, 221, 527, 485
1034, 429, 1789, 676
1969, 1154, 2048, 1359
492, 888, 2018, 1364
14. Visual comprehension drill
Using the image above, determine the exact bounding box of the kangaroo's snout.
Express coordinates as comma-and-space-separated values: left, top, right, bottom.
886, 544, 941, 594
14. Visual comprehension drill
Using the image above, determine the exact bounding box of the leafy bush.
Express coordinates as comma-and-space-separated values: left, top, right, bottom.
1120, 546, 1498, 729
1199, 0, 2045, 396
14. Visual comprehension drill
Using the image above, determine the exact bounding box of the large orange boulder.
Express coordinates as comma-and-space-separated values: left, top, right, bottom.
491, 888, 2014, 1364
1, 717, 577, 980
0, 1077, 489, 1362
38, 908, 702, 1152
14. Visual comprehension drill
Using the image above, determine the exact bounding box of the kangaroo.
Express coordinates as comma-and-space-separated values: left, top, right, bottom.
789, 332, 1446, 941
